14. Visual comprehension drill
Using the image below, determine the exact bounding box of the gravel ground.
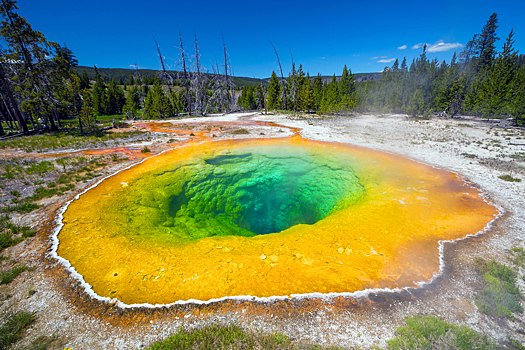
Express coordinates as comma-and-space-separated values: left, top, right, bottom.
1, 112, 524, 349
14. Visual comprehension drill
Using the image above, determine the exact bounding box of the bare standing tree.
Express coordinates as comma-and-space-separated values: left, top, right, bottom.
0, 61, 24, 132
269, 40, 287, 111
153, 35, 172, 94
178, 27, 192, 115
289, 48, 297, 112
210, 56, 226, 113
222, 33, 231, 113
192, 33, 208, 115
206, 57, 224, 111
256, 83, 266, 113
132, 62, 145, 115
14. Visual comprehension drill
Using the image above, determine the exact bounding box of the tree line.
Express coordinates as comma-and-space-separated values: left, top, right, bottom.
356, 13, 525, 126
0, 1, 523, 137
238, 65, 356, 114
0, 0, 237, 136
241, 13, 524, 127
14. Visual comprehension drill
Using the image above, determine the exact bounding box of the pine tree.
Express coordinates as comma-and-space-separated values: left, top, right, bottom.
406, 89, 424, 117
92, 72, 107, 115
339, 65, 355, 96
145, 81, 173, 119
512, 66, 525, 126
320, 75, 339, 113
106, 79, 125, 114
123, 86, 140, 119
266, 71, 281, 110
0, 0, 59, 131
300, 78, 314, 112
478, 29, 518, 117
79, 89, 96, 130
256, 84, 265, 111
79, 70, 90, 90
477, 13, 500, 71
313, 73, 323, 110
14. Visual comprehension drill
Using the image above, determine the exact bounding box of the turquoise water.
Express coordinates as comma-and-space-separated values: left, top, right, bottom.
155, 145, 366, 239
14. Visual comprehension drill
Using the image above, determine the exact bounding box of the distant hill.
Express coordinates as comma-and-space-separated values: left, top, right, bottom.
260, 72, 382, 84
72, 66, 381, 88
72, 66, 268, 87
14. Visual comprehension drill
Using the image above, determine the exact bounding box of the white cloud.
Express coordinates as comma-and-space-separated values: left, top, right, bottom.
378, 58, 396, 63
371, 56, 379, 60
427, 40, 463, 53
352, 54, 360, 57
412, 43, 423, 50
397, 45, 407, 50
320, 57, 326, 60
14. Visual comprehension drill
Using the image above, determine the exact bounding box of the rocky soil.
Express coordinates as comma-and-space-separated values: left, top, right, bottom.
0, 113, 524, 349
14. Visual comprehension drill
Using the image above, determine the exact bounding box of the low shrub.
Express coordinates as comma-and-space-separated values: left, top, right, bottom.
386, 315, 496, 350
498, 174, 522, 182
0, 265, 27, 284
0, 310, 35, 349
474, 259, 523, 319
148, 324, 295, 350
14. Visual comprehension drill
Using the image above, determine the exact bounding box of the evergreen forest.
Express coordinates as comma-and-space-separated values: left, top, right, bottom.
0, 0, 524, 138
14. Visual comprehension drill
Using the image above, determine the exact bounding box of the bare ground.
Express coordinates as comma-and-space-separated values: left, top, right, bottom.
1, 113, 524, 349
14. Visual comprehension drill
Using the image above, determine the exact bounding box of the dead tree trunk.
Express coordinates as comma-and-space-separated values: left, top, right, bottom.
193, 33, 207, 115
214, 56, 225, 112
269, 40, 287, 111
0, 63, 27, 132
153, 35, 173, 95
178, 27, 192, 115
290, 49, 297, 112
222, 34, 230, 113
133, 63, 145, 115
0, 88, 17, 131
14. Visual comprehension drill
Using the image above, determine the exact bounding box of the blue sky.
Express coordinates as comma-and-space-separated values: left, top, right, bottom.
17, 0, 525, 78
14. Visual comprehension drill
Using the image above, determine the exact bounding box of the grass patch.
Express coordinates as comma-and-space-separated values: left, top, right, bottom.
146, 323, 339, 350
0, 233, 21, 251
0, 130, 144, 153
25, 161, 55, 175
0, 265, 27, 284
147, 324, 293, 349
27, 187, 59, 201
509, 247, 525, 268
2, 203, 41, 214
96, 114, 126, 122
386, 315, 496, 350
25, 334, 62, 350
57, 175, 71, 184
2, 180, 76, 214
231, 128, 249, 134
498, 174, 522, 182
0, 311, 35, 349
141, 146, 151, 154
474, 258, 523, 319
0, 215, 35, 251
461, 153, 477, 159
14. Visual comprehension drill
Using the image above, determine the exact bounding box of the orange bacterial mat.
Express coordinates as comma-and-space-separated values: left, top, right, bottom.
56, 135, 498, 305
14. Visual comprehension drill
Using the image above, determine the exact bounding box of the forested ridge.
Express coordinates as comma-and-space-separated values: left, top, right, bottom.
240, 12, 525, 126
357, 13, 525, 125
0, 0, 524, 138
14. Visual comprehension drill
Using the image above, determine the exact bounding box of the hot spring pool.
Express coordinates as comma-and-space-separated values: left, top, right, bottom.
56, 136, 498, 305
